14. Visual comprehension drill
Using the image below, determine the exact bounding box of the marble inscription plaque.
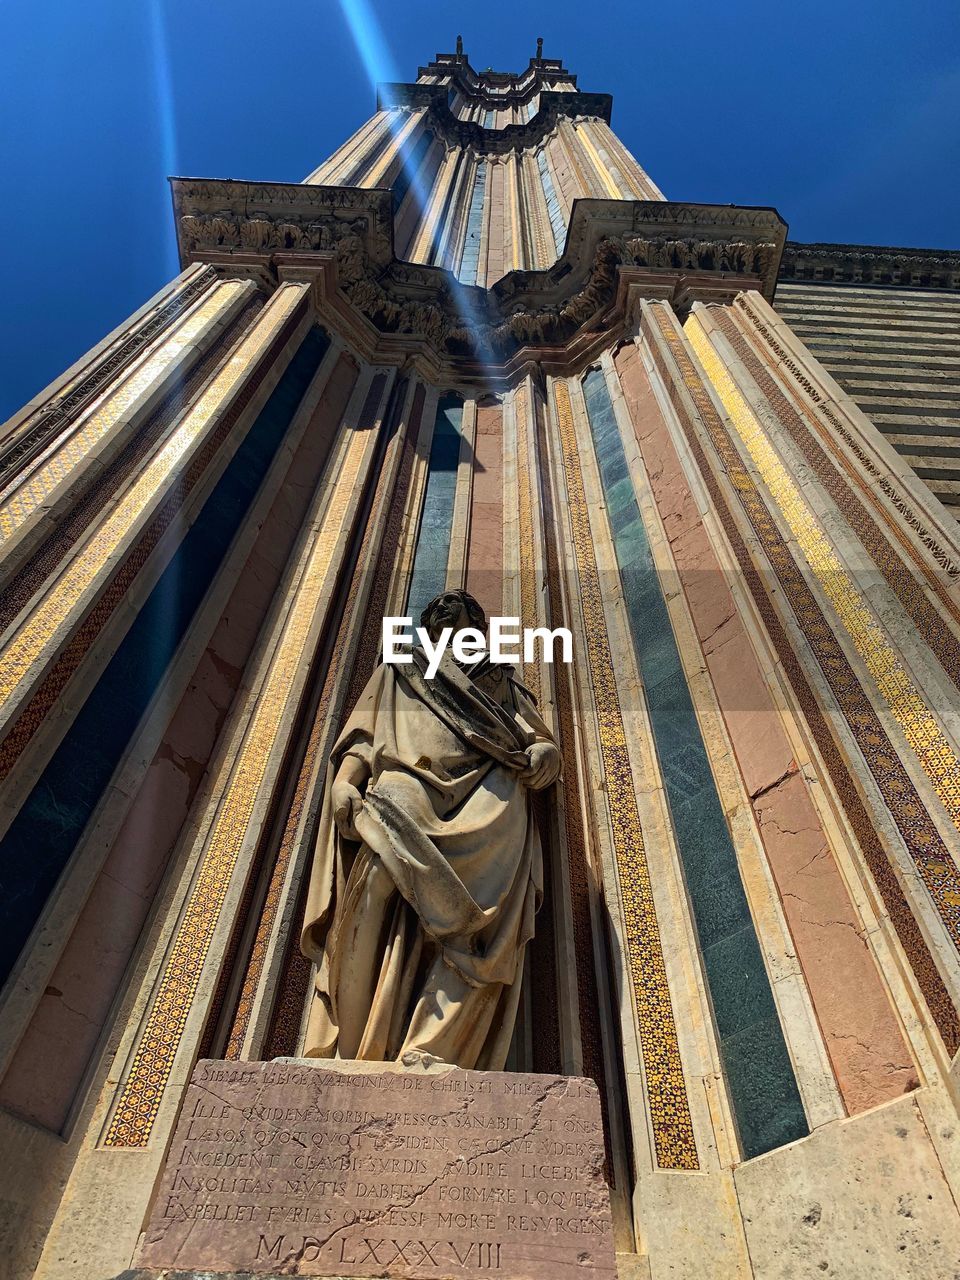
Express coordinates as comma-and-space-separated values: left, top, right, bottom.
136, 1059, 616, 1279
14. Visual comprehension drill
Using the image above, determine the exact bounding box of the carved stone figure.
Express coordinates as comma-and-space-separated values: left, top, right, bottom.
301, 590, 561, 1069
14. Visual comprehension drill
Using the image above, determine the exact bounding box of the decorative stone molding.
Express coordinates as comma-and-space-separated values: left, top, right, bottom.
778, 241, 960, 291
417, 52, 575, 102
377, 84, 613, 152
0, 266, 219, 486
172, 178, 786, 366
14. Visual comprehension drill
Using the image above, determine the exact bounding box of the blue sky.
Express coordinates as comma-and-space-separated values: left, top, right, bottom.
1, 0, 957, 422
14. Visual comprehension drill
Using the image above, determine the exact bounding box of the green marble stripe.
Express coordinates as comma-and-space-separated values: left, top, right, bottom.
406, 392, 464, 620
458, 163, 487, 285
580, 367, 808, 1160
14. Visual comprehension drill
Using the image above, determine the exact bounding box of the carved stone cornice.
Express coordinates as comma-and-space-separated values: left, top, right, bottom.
171, 178, 786, 371
416, 53, 575, 103
377, 84, 612, 152
778, 241, 960, 291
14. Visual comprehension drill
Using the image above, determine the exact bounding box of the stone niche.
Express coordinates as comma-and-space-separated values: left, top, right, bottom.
133, 1057, 616, 1279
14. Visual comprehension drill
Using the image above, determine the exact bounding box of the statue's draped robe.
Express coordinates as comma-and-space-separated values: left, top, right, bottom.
301, 649, 555, 1069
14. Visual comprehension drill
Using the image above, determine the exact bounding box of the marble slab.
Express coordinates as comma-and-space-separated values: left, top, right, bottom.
135, 1058, 616, 1279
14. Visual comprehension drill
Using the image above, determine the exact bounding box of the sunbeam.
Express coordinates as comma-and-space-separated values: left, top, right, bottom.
333, 0, 400, 86
149, 0, 181, 277
331, 0, 489, 354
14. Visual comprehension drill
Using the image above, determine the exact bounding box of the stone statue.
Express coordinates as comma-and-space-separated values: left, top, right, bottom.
536, 36, 544, 60
456, 34, 464, 56
301, 589, 561, 1070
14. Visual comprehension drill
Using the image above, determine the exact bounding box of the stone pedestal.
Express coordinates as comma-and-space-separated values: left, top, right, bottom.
134, 1058, 616, 1279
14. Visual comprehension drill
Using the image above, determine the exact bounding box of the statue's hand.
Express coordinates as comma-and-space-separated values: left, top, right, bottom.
332, 779, 364, 840
519, 741, 561, 790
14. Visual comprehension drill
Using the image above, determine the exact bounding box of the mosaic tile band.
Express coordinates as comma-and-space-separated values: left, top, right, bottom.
0, 285, 306, 707
553, 377, 699, 1171
104, 366, 384, 1148
532, 385, 610, 1132
515, 388, 542, 704
525, 156, 552, 268
644, 306, 960, 1049
0, 295, 305, 789
711, 305, 960, 682
734, 294, 960, 583
222, 374, 408, 1059
264, 385, 429, 1060
0, 297, 264, 639
687, 316, 960, 839
0, 266, 218, 489
0, 283, 248, 541
580, 364, 806, 1159
513, 385, 563, 1082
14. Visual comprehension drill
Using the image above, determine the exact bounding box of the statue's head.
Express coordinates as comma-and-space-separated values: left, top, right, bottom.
419, 589, 486, 643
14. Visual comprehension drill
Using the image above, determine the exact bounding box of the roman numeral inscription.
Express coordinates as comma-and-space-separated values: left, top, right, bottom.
135, 1060, 615, 1279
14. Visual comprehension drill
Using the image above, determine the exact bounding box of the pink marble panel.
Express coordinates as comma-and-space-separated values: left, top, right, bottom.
466, 398, 504, 623
486, 163, 506, 285
613, 341, 916, 1113
0, 355, 360, 1133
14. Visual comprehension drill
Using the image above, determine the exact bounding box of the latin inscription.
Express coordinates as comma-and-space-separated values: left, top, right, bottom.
136, 1061, 616, 1278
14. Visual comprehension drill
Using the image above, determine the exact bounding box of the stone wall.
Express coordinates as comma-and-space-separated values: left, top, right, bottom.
775, 278, 960, 518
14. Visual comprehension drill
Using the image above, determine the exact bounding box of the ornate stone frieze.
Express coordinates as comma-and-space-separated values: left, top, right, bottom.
172, 179, 786, 367
173, 177, 395, 267
778, 241, 960, 290
377, 83, 613, 151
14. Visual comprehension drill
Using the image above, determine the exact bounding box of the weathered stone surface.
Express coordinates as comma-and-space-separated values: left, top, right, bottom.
136, 1059, 615, 1279
734, 1093, 960, 1278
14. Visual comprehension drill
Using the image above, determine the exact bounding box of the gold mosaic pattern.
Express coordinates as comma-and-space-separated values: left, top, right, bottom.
646, 304, 960, 1050
687, 316, 960, 835
0, 283, 245, 541
262, 382, 428, 1061
104, 368, 382, 1148
222, 371, 396, 1059
523, 155, 551, 269
0, 268, 218, 490
734, 295, 960, 587
714, 305, 960, 666
534, 389, 610, 1131
553, 378, 699, 1171
0, 286, 305, 710
515, 388, 542, 704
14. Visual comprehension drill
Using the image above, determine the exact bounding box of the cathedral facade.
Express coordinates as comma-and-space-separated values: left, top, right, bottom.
3, 40, 960, 1279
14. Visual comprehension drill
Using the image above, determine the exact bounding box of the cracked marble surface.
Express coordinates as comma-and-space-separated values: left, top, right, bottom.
135, 1058, 615, 1279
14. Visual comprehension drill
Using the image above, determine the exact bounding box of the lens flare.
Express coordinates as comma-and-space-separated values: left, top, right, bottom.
333, 0, 400, 85
331, 1, 488, 349
149, 0, 181, 277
